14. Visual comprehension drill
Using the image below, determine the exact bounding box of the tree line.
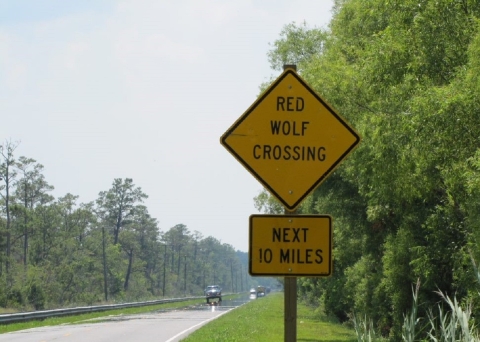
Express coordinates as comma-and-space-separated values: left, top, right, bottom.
256, 0, 480, 340
0, 141, 263, 310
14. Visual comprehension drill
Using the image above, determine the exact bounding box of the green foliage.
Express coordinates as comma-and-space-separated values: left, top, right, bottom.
401, 281, 423, 342
352, 313, 385, 342
6, 288, 23, 309
26, 283, 45, 310
267, 22, 328, 72
426, 291, 480, 342
0, 148, 251, 311
253, 189, 284, 214
262, 1, 480, 340
399, 284, 480, 342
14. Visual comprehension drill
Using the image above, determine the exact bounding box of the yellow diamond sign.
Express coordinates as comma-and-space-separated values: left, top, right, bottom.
221, 68, 361, 210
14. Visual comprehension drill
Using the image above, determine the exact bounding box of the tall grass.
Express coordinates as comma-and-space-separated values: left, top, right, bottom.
425, 291, 479, 342
352, 313, 384, 342
401, 279, 423, 342
353, 267, 480, 342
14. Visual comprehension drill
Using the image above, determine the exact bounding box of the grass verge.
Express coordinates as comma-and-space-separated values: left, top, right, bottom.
182, 292, 356, 342
0, 296, 235, 334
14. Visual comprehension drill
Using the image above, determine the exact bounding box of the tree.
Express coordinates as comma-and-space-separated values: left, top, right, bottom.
119, 205, 159, 293
96, 178, 148, 245
163, 224, 192, 281
0, 140, 19, 276
267, 22, 328, 72
14, 157, 53, 268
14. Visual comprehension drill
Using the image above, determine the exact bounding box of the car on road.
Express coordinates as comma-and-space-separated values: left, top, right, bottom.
256, 285, 266, 297
204, 285, 222, 303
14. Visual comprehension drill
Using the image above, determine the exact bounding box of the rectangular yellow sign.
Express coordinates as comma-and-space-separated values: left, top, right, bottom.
249, 215, 332, 277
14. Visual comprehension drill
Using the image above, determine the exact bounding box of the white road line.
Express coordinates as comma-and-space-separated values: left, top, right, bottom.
164, 309, 232, 342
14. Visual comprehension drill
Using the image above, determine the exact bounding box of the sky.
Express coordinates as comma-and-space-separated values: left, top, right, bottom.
0, 0, 334, 252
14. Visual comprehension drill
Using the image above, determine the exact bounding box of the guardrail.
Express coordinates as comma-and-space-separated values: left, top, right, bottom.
0, 296, 205, 324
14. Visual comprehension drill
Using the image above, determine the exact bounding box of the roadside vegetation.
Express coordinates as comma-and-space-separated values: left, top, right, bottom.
254, 0, 480, 340
0, 155, 276, 311
352, 280, 480, 342
182, 292, 356, 342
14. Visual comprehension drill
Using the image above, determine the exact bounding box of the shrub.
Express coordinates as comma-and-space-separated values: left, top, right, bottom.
27, 283, 45, 310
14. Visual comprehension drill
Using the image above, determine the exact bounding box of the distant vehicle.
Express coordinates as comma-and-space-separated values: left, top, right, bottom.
249, 288, 257, 299
256, 285, 266, 297
204, 285, 222, 303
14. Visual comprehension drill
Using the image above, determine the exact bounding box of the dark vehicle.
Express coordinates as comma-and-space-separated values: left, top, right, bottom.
256, 285, 266, 297
204, 285, 222, 303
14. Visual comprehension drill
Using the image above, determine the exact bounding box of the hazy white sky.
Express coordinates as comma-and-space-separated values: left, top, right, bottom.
0, 0, 334, 252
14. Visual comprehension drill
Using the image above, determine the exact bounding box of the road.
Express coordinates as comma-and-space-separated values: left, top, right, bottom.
0, 297, 249, 342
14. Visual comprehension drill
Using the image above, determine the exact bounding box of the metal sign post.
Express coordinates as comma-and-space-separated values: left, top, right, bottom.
284, 276, 297, 341
285, 208, 297, 342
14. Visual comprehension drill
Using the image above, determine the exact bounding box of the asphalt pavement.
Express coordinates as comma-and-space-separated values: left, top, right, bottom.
0, 297, 249, 342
